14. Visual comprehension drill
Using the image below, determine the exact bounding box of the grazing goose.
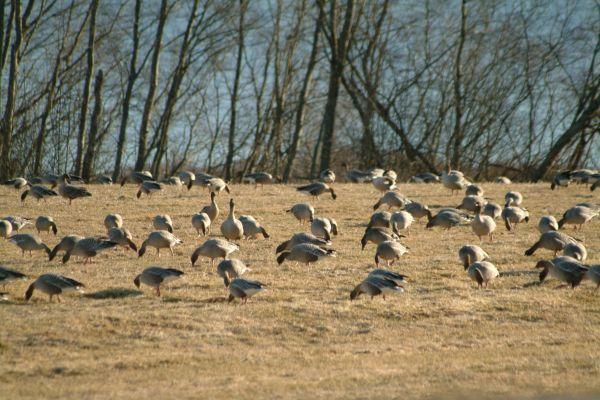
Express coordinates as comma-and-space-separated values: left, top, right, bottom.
482, 202, 502, 220
592, 178, 600, 191
296, 182, 336, 200
163, 176, 183, 188
361, 227, 400, 249
58, 174, 92, 204
200, 192, 219, 222
495, 176, 511, 184
311, 217, 338, 241
501, 206, 529, 232
20, 184, 58, 203
342, 163, 374, 183
441, 165, 468, 195
104, 213, 123, 232
585, 266, 600, 291
25, 273, 85, 302
367, 211, 392, 229
276, 233, 331, 254
465, 184, 484, 197
191, 238, 239, 267
373, 191, 406, 210
320, 169, 336, 184
120, 170, 153, 186
286, 203, 315, 223
409, 172, 440, 183
350, 276, 404, 300
557, 206, 598, 229
228, 278, 264, 304
138, 231, 182, 257
35, 216, 57, 235
62, 237, 117, 264
191, 212, 211, 236
391, 211, 413, 236
178, 171, 196, 190
3, 216, 30, 231
30, 174, 61, 188
94, 175, 113, 185
221, 199, 244, 240
368, 269, 408, 286
4, 177, 28, 190
243, 172, 273, 187
538, 215, 558, 233
0, 265, 27, 288
426, 209, 465, 230
108, 227, 137, 251
457, 195, 487, 213
276, 243, 336, 265
504, 191, 523, 207
239, 215, 269, 239
536, 257, 587, 289
375, 240, 408, 266
404, 201, 432, 221
134, 267, 184, 296
466, 261, 499, 288
9, 234, 51, 257
472, 202, 496, 242
0, 220, 12, 239
550, 171, 571, 190
371, 176, 396, 193
217, 258, 250, 287
153, 214, 174, 233
571, 169, 595, 185
49, 235, 84, 261
563, 242, 587, 261
458, 245, 490, 269
136, 180, 163, 198
524, 231, 578, 256
204, 177, 230, 195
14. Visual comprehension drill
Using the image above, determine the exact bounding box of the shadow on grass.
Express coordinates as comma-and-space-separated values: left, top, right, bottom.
85, 288, 142, 299
499, 270, 538, 277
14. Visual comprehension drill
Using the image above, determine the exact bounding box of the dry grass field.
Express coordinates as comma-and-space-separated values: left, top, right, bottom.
0, 181, 599, 399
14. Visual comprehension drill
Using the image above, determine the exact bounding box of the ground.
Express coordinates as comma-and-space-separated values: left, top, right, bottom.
0, 181, 599, 399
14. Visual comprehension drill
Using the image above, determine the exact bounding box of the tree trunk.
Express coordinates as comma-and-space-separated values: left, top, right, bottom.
34, 53, 61, 175
82, 69, 103, 181
450, 0, 466, 168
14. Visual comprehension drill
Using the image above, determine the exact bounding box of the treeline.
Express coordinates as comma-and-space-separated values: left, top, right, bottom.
0, 0, 598, 182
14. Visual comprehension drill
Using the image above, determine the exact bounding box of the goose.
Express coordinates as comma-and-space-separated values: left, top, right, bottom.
4, 177, 28, 190
108, 227, 137, 251
571, 169, 594, 185
0, 220, 12, 239
367, 211, 391, 229
220, 199, 244, 240
276, 233, 331, 253
104, 213, 123, 231
368, 268, 409, 286
563, 242, 587, 261
49, 235, 84, 261
368, 167, 385, 178
200, 192, 219, 222
409, 172, 440, 183
191, 238, 239, 267
441, 164, 468, 195
482, 202, 502, 220
466, 261, 499, 288
550, 171, 571, 190
296, 182, 336, 200
350, 276, 404, 300
120, 170, 153, 186
191, 212, 211, 236
228, 278, 264, 304
371, 176, 396, 193
524, 231, 578, 256
472, 202, 496, 242
391, 211, 413, 236
457, 195, 487, 213
216, 258, 250, 287
0, 265, 27, 288
276, 243, 336, 265
536, 257, 587, 289
239, 215, 269, 239
3, 216, 30, 231
465, 184, 484, 197
557, 206, 598, 229
375, 240, 408, 266
373, 191, 406, 210
163, 176, 183, 188
426, 209, 466, 230
495, 176, 511, 184
178, 171, 196, 190
458, 245, 490, 269
504, 191, 523, 207
585, 265, 600, 291
342, 163, 374, 183
30, 174, 61, 188
501, 206, 529, 231
243, 172, 273, 187
35, 216, 57, 235
286, 203, 314, 223
153, 214, 174, 233
9, 234, 51, 257
404, 201, 432, 221
311, 217, 338, 241
194, 172, 215, 187
57, 174, 92, 204
62, 237, 117, 264
25, 273, 85, 302
538, 215, 558, 233
360, 227, 400, 249
204, 177, 230, 195
320, 169, 336, 184
20, 184, 58, 203
94, 175, 113, 185
136, 180, 163, 198
134, 267, 184, 296
138, 231, 182, 257
591, 177, 600, 191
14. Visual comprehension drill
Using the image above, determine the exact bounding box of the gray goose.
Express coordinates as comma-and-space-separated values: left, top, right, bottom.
3, 216, 30, 231
425, 209, 466, 230
550, 171, 571, 190
504, 191, 523, 207
4, 177, 28, 190
286, 203, 314, 223
191, 238, 239, 267
108, 227, 137, 252
25, 273, 85, 302
9, 234, 51, 257
153, 214, 174, 233
57, 175, 92, 204
456, 195, 487, 213
0, 220, 12, 239
465, 184, 484, 197
49, 235, 84, 261
557, 206, 598, 230
466, 261, 499, 289
409, 172, 440, 183
320, 169, 336, 184
501, 206, 529, 232
391, 211, 413, 236
243, 172, 273, 187
120, 170, 153, 186
200, 192, 219, 222
311, 217, 338, 241
204, 177, 230, 195
441, 165, 468, 195
536, 257, 587, 289
404, 201, 432, 221
458, 245, 490, 269
220, 199, 244, 240
276, 243, 336, 265
276, 233, 331, 254
296, 182, 336, 200
191, 212, 211, 236
62, 237, 117, 264
217, 258, 250, 287
137, 181, 163, 198
35, 216, 58, 235
375, 240, 408, 266
538, 215, 558, 233
471, 202, 496, 242
0, 265, 27, 289
138, 231, 182, 257
350, 275, 404, 300
239, 215, 269, 239
360, 227, 400, 249
367, 211, 391, 229
20, 184, 58, 203
134, 267, 184, 296
563, 242, 587, 261
373, 191, 406, 210
178, 171, 196, 190
104, 213, 123, 231
228, 278, 265, 304
525, 231, 578, 257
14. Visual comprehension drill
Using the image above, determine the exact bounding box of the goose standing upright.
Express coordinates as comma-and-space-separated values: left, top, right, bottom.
221, 199, 244, 240
441, 164, 468, 195
200, 192, 219, 222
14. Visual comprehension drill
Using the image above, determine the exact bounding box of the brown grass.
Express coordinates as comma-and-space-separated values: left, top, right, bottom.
0, 182, 599, 399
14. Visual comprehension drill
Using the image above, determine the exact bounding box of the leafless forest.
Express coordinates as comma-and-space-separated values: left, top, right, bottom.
0, 0, 598, 182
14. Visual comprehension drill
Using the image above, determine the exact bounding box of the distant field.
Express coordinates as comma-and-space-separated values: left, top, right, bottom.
0, 182, 599, 399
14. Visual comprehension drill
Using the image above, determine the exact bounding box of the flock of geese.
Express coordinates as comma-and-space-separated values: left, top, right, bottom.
1, 165, 599, 304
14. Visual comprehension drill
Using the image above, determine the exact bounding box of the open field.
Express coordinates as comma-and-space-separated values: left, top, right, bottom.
0, 181, 599, 399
